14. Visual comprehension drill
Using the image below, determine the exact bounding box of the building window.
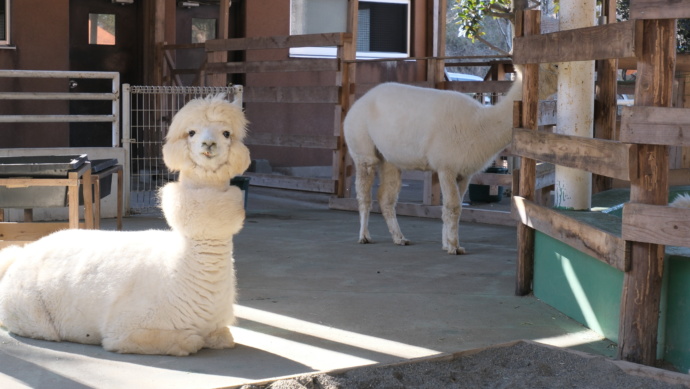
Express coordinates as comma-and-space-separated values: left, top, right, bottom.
1, 0, 10, 46
290, 0, 410, 59
88, 13, 116, 45
192, 18, 217, 43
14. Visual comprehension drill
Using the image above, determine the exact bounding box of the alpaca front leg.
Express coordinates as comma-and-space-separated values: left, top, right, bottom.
378, 162, 408, 245
102, 328, 205, 356
355, 162, 377, 243
204, 326, 236, 349
439, 171, 465, 255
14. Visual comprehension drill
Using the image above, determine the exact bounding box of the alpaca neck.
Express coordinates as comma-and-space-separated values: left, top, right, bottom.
471, 74, 523, 169
179, 171, 229, 191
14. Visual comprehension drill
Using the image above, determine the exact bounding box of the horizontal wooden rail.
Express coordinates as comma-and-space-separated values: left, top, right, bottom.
206, 59, 338, 75
245, 133, 339, 149
206, 33, 352, 52
619, 106, 690, 146
513, 20, 641, 64
631, 0, 690, 19
512, 196, 630, 271
244, 86, 341, 104
245, 173, 336, 193
511, 128, 637, 181
622, 203, 690, 248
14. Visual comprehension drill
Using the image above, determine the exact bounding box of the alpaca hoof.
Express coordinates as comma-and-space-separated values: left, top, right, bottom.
394, 238, 410, 246
358, 236, 373, 244
204, 327, 236, 349
446, 246, 466, 255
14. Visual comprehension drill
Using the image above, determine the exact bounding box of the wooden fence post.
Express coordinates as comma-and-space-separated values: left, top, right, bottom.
618, 18, 676, 366
514, 10, 541, 296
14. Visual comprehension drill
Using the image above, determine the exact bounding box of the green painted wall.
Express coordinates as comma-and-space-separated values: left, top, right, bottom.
533, 232, 623, 343
663, 253, 690, 373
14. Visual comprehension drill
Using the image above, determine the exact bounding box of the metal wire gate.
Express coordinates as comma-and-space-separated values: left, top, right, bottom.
122, 85, 243, 213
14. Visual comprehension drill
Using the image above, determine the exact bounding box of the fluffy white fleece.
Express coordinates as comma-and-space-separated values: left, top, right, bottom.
0, 94, 250, 356
670, 193, 690, 209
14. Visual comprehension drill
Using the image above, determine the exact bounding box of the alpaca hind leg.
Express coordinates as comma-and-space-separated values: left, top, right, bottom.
204, 326, 236, 349
438, 171, 465, 255
378, 162, 408, 245
102, 328, 205, 356
355, 161, 377, 243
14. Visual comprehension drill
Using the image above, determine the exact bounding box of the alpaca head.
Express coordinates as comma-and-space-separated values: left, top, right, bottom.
163, 94, 251, 188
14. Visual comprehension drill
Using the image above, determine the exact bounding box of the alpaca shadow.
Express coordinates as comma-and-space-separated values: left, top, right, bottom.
0, 331, 312, 387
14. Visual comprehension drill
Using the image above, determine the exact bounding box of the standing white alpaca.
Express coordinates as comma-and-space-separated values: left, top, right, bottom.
0, 94, 251, 356
345, 66, 533, 255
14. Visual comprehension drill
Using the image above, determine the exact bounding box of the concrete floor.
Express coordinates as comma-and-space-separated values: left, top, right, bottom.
0, 187, 616, 389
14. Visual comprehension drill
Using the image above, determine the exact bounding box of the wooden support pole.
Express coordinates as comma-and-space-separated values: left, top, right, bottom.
593, 0, 618, 193
514, 10, 540, 296
618, 18, 676, 367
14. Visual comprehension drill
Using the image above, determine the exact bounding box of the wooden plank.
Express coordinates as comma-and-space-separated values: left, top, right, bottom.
511, 128, 637, 181
206, 59, 338, 75
512, 196, 629, 272
0, 92, 117, 101
205, 33, 351, 52
619, 106, 690, 146
618, 18, 675, 368
244, 173, 336, 194
515, 10, 541, 297
622, 203, 690, 248
630, 0, 690, 19
243, 86, 340, 104
245, 133, 338, 149
0, 115, 116, 123
328, 198, 515, 227
513, 20, 639, 65
470, 172, 512, 186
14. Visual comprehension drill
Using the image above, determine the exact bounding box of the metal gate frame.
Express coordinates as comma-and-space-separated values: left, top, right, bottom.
122, 84, 243, 213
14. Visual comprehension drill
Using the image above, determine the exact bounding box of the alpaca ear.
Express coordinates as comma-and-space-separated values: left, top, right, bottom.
163, 138, 192, 172
226, 142, 251, 177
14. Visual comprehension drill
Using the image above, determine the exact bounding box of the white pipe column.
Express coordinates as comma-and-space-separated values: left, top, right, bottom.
554, 0, 596, 210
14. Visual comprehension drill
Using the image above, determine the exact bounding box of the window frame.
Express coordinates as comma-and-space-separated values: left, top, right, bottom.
0, 0, 10, 46
289, 0, 411, 59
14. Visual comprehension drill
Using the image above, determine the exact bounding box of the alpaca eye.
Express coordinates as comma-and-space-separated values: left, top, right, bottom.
188, 130, 196, 137
223, 131, 231, 139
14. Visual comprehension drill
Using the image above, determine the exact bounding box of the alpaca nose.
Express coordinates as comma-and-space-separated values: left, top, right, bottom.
202, 140, 216, 150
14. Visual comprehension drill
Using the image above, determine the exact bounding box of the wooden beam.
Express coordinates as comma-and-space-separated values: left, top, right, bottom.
205, 33, 351, 52
511, 128, 637, 181
206, 59, 339, 74
630, 0, 690, 19
244, 173, 336, 194
515, 10, 541, 297
243, 86, 340, 104
513, 20, 641, 65
618, 18, 676, 367
512, 196, 629, 272
619, 106, 690, 146
245, 133, 338, 149
622, 203, 690, 248
443, 81, 513, 94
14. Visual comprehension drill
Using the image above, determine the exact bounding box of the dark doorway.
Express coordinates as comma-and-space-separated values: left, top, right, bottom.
69, 0, 142, 147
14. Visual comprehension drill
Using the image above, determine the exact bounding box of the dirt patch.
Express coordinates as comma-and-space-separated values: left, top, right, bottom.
236, 341, 690, 389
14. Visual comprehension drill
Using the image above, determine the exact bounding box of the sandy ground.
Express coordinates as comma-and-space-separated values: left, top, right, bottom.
237, 341, 690, 389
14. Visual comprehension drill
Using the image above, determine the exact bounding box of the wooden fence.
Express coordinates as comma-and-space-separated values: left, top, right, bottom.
511, 3, 690, 367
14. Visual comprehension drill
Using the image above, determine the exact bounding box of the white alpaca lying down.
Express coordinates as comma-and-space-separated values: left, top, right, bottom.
0, 184, 244, 356
0, 94, 250, 356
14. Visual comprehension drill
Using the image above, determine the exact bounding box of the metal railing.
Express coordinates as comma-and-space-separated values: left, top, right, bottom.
0, 70, 120, 147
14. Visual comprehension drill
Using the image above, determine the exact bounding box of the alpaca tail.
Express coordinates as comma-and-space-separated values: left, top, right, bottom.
670, 193, 690, 209
0, 245, 20, 281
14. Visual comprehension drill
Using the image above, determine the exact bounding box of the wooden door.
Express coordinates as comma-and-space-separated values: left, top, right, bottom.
69, 0, 142, 147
